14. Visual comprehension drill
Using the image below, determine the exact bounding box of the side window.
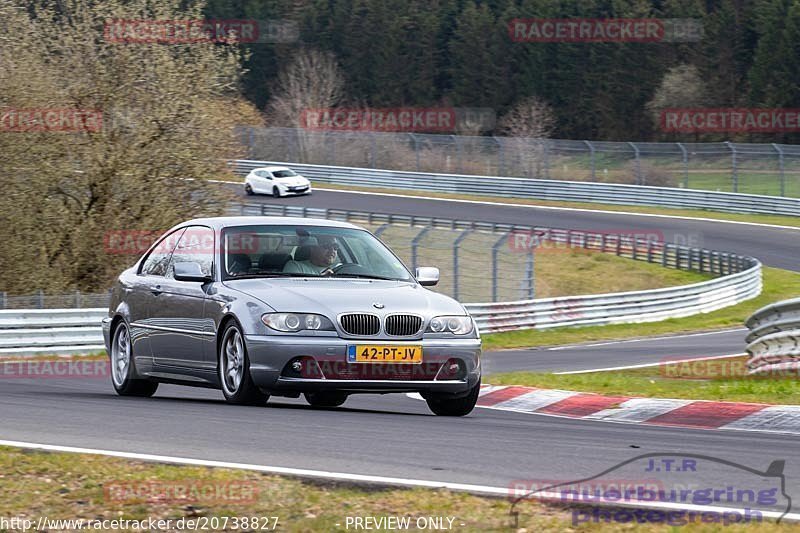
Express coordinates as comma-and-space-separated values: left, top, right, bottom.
168, 226, 214, 279
256, 170, 270, 178
140, 228, 185, 277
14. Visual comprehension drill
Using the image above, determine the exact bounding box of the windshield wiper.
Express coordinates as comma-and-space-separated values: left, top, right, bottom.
226, 271, 312, 279
331, 273, 404, 281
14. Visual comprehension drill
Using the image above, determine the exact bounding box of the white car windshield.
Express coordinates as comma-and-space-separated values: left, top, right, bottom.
271, 170, 298, 178
222, 225, 413, 282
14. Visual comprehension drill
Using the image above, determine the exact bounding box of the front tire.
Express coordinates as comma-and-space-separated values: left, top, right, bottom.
272, 186, 281, 198
425, 379, 480, 416
304, 391, 348, 408
245, 184, 254, 196
219, 322, 268, 405
110, 322, 158, 397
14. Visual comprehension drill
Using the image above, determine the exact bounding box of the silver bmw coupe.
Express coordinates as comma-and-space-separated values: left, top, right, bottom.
102, 217, 482, 416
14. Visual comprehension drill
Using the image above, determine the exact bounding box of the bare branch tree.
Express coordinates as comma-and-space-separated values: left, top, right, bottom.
496, 96, 555, 178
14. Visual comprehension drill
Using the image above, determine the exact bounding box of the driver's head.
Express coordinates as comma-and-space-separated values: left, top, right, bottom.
310, 235, 338, 266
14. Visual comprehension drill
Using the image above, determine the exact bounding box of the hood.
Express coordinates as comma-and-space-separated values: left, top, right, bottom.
223, 278, 465, 317
273, 174, 309, 186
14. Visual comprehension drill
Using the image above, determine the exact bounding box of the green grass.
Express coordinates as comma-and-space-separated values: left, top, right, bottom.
482, 267, 800, 351
0, 446, 795, 532
490, 356, 800, 405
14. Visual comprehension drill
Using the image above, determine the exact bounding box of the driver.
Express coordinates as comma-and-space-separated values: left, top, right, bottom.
283, 235, 338, 275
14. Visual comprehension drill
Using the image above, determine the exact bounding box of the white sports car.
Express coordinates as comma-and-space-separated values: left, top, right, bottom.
244, 166, 312, 198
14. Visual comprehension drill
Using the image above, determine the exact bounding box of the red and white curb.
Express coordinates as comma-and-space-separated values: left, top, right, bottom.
417, 386, 800, 435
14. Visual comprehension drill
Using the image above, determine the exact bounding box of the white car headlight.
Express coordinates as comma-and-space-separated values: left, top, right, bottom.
427, 315, 473, 335
262, 313, 334, 332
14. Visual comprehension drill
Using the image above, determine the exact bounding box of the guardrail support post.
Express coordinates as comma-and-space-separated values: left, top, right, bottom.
773, 143, 785, 197
453, 230, 472, 301
411, 226, 431, 271
583, 140, 596, 181
676, 142, 689, 188
491, 233, 508, 302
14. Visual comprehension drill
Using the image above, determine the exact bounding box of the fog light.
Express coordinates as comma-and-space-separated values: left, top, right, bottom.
291, 361, 303, 372
448, 362, 459, 373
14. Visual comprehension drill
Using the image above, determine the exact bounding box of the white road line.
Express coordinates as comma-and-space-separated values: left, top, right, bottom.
554, 353, 746, 375
211, 178, 800, 231
0, 438, 796, 522
544, 328, 747, 351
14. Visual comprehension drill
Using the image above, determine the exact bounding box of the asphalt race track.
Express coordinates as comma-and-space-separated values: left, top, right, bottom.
3, 185, 799, 518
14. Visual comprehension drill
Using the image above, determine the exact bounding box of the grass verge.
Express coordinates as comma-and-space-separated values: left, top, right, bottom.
489, 356, 800, 405
482, 267, 800, 351
0, 446, 792, 532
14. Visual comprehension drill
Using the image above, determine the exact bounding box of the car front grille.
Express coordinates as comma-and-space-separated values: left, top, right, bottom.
339, 313, 380, 336
385, 314, 423, 336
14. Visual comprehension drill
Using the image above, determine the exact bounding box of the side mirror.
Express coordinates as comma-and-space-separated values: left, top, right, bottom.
415, 267, 439, 287
174, 262, 212, 283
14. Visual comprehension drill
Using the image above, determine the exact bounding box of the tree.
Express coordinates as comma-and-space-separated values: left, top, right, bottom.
496, 96, 555, 178
0, 0, 258, 293
646, 64, 710, 134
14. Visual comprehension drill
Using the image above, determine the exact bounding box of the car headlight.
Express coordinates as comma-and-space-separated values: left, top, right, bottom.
261, 313, 335, 332
426, 315, 473, 335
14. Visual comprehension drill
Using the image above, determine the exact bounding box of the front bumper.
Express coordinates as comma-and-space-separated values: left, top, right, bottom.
245, 335, 481, 394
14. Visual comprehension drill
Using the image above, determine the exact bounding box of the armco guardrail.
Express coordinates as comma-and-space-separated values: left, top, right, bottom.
231, 159, 800, 216
1, 208, 762, 353
745, 298, 800, 376
0, 309, 107, 355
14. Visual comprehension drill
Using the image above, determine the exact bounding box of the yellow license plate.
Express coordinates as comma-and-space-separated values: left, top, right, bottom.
348, 345, 423, 364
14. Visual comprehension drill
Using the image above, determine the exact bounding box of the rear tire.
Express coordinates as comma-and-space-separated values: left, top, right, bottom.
219, 322, 268, 406
110, 322, 158, 397
425, 379, 480, 416
272, 186, 281, 198
304, 391, 348, 408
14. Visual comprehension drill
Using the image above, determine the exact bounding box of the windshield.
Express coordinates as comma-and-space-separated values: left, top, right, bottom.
272, 170, 298, 178
221, 225, 413, 282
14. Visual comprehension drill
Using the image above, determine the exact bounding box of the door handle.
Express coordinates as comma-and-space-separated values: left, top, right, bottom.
151, 285, 162, 296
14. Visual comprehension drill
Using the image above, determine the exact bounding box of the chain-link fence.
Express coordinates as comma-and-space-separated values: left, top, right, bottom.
239, 127, 800, 198
0, 290, 111, 310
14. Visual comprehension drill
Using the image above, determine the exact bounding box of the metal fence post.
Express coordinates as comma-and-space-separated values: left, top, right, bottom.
773, 143, 785, 197
628, 142, 642, 185
525, 247, 535, 299
491, 233, 508, 302
583, 140, 596, 181
407, 133, 421, 172
38, 289, 44, 309
411, 226, 431, 271
494, 136, 505, 175
0, 291, 5, 310
676, 142, 688, 188
453, 135, 462, 174
453, 230, 472, 301
369, 132, 377, 168
725, 142, 738, 192
75, 290, 81, 308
